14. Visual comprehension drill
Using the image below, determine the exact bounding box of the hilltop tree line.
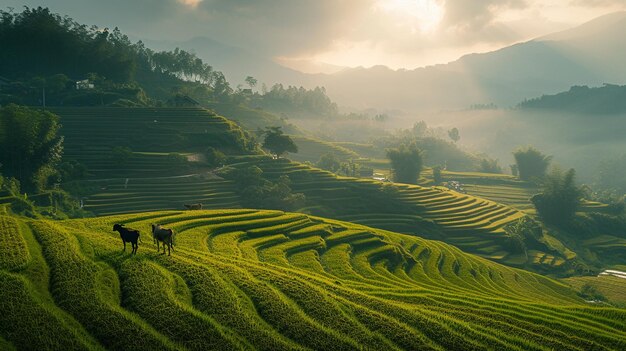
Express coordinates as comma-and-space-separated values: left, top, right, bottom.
0, 7, 218, 85
249, 84, 339, 117
518, 84, 626, 115
0, 6, 338, 111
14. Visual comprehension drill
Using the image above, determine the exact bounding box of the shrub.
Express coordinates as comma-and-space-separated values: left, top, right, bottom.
477, 158, 502, 174
531, 168, 583, 225
513, 146, 552, 181
432, 166, 443, 185
577, 283, 607, 302
262, 126, 297, 158
386, 143, 423, 184
204, 147, 226, 167
317, 153, 341, 173
58, 160, 88, 182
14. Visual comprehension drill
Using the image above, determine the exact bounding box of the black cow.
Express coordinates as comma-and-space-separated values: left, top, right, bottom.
113, 223, 140, 254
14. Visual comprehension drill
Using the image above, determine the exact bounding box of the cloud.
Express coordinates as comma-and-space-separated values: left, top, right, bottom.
1, 0, 620, 70
189, 0, 375, 56
437, 0, 528, 41
178, 0, 203, 8
570, 0, 626, 6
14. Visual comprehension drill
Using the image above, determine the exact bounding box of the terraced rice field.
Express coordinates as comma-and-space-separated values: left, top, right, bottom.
462, 183, 537, 211
289, 136, 359, 163
583, 235, 626, 257
1, 210, 624, 350
232, 157, 536, 266
52, 107, 250, 179
83, 175, 241, 216
564, 275, 626, 305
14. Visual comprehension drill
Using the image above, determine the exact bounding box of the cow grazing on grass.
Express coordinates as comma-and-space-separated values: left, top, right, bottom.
151, 224, 175, 256
113, 223, 140, 254
184, 203, 203, 210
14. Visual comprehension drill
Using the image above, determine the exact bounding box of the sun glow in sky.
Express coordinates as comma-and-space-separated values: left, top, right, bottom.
376, 0, 444, 33
178, 0, 202, 8
3, 0, 626, 72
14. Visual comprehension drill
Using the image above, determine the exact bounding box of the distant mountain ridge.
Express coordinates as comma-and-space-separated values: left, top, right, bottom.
519, 84, 626, 114
153, 11, 626, 112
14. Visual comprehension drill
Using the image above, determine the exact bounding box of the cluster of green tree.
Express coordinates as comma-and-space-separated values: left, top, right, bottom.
220, 166, 305, 211
260, 127, 298, 158
249, 84, 339, 117
386, 143, 423, 184
375, 122, 476, 171
0, 7, 136, 82
513, 146, 552, 181
477, 157, 503, 174
518, 84, 626, 114
0, 104, 63, 191
316, 153, 366, 177
0, 105, 87, 218
511, 146, 625, 259
531, 168, 583, 225
0, 7, 235, 106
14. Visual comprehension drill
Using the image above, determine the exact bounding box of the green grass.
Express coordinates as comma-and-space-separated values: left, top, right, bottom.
289, 136, 359, 163
563, 275, 626, 306
52, 107, 252, 179
230, 157, 541, 265
0, 216, 30, 271
52, 108, 614, 272
1, 210, 624, 350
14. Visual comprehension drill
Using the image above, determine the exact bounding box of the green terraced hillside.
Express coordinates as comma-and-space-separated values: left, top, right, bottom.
83, 175, 242, 216
289, 136, 359, 163
52, 107, 253, 179
229, 157, 556, 268
1, 211, 625, 350
564, 275, 626, 306
79, 155, 572, 270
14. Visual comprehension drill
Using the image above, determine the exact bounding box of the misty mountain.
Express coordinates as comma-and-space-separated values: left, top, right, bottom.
519, 84, 626, 114
145, 12, 626, 113
311, 11, 626, 112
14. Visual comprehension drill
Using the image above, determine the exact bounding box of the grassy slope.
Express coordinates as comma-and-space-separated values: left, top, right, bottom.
1, 210, 624, 350
288, 136, 359, 164
563, 275, 626, 306
74, 151, 562, 270
229, 157, 553, 269
52, 107, 252, 179
52, 108, 620, 273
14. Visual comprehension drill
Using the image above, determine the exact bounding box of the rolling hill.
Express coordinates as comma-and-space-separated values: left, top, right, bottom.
51, 108, 622, 275
1, 210, 625, 350
52, 107, 255, 179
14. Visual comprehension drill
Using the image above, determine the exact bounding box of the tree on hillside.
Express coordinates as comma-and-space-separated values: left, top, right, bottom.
262, 127, 298, 158
478, 158, 502, 174
0, 104, 63, 191
317, 153, 341, 173
513, 146, 552, 181
531, 168, 583, 224
204, 147, 226, 168
447, 127, 460, 143
432, 165, 443, 185
245, 76, 257, 89
386, 143, 423, 184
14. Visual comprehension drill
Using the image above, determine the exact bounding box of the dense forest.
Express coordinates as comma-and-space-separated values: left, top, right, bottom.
0, 6, 339, 113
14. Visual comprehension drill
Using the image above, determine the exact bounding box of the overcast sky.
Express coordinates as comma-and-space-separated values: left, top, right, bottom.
3, 0, 626, 71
